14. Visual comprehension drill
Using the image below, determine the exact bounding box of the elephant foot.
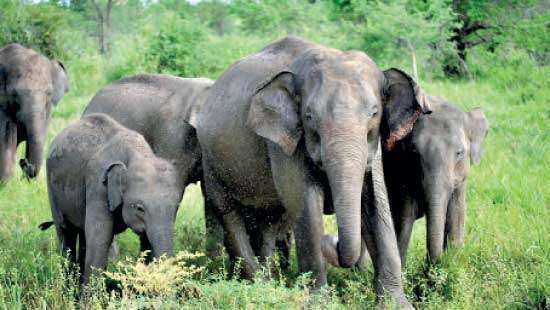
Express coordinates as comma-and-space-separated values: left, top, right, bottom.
321, 234, 370, 270
19, 159, 37, 179
321, 234, 340, 267
378, 291, 413, 309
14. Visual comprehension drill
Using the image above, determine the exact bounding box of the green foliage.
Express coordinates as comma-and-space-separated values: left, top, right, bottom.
144, 12, 207, 77
0, 0, 29, 47
333, 0, 458, 78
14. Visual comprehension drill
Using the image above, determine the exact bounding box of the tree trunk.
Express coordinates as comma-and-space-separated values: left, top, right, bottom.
92, 0, 113, 55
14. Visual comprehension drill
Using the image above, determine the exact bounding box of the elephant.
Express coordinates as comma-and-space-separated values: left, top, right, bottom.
384, 97, 488, 264
46, 113, 182, 284
322, 93, 488, 268
0, 43, 69, 181
196, 36, 430, 307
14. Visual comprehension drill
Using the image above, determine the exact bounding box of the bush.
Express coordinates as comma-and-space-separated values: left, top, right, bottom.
144, 12, 208, 77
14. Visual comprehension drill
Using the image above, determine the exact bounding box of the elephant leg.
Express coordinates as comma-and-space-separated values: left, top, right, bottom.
222, 209, 258, 279
83, 217, 113, 285
0, 111, 17, 182
293, 182, 326, 289
445, 184, 466, 249
362, 169, 410, 307
259, 225, 277, 260
78, 231, 86, 280
275, 231, 292, 271
267, 144, 326, 288
203, 180, 225, 258
394, 197, 417, 266
140, 234, 154, 264
203, 165, 257, 279
59, 226, 78, 264
355, 239, 371, 272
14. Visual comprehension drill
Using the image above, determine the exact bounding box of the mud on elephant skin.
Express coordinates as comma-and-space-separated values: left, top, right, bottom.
46, 114, 182, 284
0, 43, 69, 181
322, 92, 488, 268
197, 36, 430, 307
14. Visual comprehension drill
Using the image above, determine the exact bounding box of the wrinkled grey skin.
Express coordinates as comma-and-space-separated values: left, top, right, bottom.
83, 74, 212, 191
385, 98, 488, 264
0, 44, 69, 181
197, 36, 430, 307
322, 96, 488, 268
46, 114, 181, 284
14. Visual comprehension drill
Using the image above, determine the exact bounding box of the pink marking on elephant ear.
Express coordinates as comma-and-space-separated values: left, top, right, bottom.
384, 108, 422, 151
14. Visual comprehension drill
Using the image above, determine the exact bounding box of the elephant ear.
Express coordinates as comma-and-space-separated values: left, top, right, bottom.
186, 86, 210, 129
50, 59, 69, 106
381, 68, 432, 151
102, 162, 127, 212
247, 71, 302, 156
466, 107, 488, 165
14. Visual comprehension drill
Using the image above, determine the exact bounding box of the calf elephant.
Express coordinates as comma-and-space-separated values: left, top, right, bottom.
322, 93, 488, 268
0, 44, 69, 180
46, 114, 182, 284
384, 96, 488, 264
197, 36, 430, 307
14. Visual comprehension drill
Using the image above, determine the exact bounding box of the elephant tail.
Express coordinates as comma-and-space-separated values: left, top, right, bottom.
38, 221, 54, 231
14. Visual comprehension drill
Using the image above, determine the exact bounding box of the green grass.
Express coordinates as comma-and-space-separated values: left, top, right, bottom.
0, 77, 548, 309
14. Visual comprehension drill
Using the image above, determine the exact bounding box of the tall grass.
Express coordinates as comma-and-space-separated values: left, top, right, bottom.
0, 29, 548, 307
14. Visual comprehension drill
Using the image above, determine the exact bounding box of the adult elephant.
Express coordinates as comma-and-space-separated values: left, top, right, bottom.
0, 43, 69, 180
83, 74, 212, 194
197, 36, 430, 307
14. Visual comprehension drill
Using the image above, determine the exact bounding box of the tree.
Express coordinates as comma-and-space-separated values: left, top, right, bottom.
443, 0, 493, 76
92, 0, 113, 55
339, 0, 456, 79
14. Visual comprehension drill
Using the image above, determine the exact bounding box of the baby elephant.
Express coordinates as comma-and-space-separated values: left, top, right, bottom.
384, 98, 488, 264
46, 113, 182, 284
323, 97, 488, 266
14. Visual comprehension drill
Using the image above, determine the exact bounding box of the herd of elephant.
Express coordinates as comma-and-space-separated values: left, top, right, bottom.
0, 36, 488, 307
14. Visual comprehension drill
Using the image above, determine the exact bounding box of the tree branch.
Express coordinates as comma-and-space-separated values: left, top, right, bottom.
463, 20, 491, 36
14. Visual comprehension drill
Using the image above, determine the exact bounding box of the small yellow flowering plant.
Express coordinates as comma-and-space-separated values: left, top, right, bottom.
105, 251, 204, 299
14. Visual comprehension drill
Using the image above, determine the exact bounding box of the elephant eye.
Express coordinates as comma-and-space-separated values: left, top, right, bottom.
305, 111, 313, 123
456, 148, 465, 160
133, 203, 145, 213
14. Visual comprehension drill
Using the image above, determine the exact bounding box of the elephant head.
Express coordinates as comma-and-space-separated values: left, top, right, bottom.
102, 158, 181, 258
411, 103, 488, 261
0, 44, 69, 180
247, 49, 430, 267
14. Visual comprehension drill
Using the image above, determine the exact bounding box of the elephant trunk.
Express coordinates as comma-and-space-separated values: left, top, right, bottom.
425, 186, 449, 262
147, 223, 175, 259
18, 103, 48, 178
324, 129, 367, 268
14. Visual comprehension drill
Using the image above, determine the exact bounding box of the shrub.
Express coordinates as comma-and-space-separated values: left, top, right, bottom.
144, 12, 208, 77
